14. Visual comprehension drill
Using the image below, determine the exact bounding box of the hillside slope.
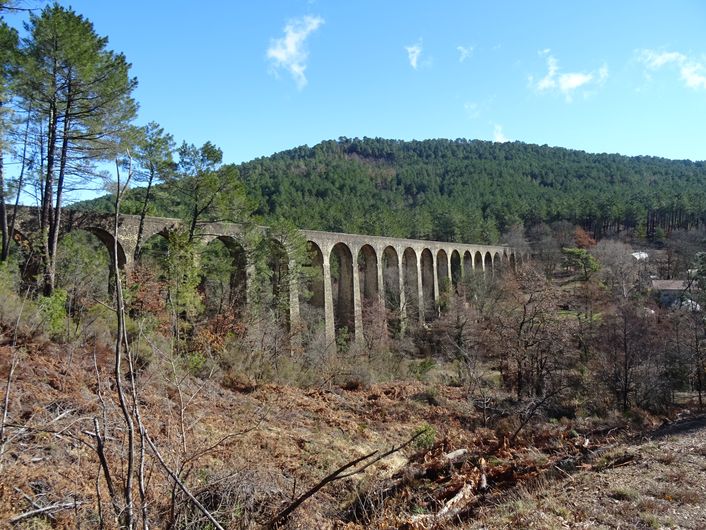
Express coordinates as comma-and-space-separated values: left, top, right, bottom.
3, 327, 704, 528
80, 138, 706, 243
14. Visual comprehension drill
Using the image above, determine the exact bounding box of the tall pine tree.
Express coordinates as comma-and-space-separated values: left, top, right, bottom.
16, 4, 137, 294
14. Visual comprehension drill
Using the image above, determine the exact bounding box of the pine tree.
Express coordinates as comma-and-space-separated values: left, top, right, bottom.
16, 4, 137, 294
133, 122, 175, 260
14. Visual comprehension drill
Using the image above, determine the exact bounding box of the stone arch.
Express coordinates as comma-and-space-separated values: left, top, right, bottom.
474, 251, 483, 271
78, 226, 127, 270
300, 241, 325, 339
201, 235, 247, 315
267, 238, 290, 328
402, 247, 419, 322
358, 244, 382, 342
357, 244, 378, 304
56, 227, 115, 301
330, 242, 355, 342
463, 251, 473, 277
421, 249, 435, 320
134, 229, 170, 267
450, 250, 462, 290
501, 251, 510, 273
494, 251, 502, 275
382, 246, 401, 335
437, 249, 449, 294
484, 251, 492, 273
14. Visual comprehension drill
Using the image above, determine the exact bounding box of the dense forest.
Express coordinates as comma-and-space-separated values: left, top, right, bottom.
83, 137, 706, 244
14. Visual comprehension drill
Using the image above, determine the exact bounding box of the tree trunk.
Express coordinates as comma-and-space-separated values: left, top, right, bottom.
189, 203, 198, 243
41, 98, 58, 296
47, 80, 73, 297
0, 148, 8, 262
133, 164, 155, 261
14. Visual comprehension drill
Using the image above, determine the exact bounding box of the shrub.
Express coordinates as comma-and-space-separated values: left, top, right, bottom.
413, 422, 436, 450
38, 288, 69, 339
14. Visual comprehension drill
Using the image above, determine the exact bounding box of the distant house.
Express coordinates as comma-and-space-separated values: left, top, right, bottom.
651, 279, 691, 308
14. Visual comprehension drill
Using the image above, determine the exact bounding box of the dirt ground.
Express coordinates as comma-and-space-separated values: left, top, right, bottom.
467, 416, 706, 529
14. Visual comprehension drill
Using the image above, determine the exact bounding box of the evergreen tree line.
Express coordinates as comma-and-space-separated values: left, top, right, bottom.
238, 137, 706, 242
83, 137, 706, 245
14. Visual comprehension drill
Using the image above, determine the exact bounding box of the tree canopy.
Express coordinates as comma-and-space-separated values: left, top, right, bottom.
82, 137, 706, 244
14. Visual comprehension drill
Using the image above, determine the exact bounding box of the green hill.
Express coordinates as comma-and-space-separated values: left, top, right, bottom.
81, 138, 706, 243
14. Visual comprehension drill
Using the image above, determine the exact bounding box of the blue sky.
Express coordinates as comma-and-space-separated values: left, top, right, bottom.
6, 0, 706, 163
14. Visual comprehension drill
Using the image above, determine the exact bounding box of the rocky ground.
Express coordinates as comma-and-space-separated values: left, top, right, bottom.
467, 416, 706, 529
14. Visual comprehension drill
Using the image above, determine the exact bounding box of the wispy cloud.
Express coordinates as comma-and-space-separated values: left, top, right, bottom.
529, 49, 608, 101
457, 45, 473, 63
493, 124, 509, 143
267, 15, 324, 89
638, 49, 706, 90
405, 40, 423, 69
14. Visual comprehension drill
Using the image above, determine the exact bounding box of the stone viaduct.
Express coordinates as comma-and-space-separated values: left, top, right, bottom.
10, 208, 520, 346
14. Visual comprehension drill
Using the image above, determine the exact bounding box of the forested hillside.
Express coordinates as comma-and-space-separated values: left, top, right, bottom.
83, 138, 706, 243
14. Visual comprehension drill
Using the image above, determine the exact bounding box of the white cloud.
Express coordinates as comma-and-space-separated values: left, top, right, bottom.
536, 54, 559, 91
681, 62, 706, 89
493, 124, 509, 143
530, 50, 607, 101
558, 72, 593, 93
457, 45, 473, 63
267, 15, 324, 89
405, 40, 423, 69
638, 49, 706, 90
639, 50, 685, 69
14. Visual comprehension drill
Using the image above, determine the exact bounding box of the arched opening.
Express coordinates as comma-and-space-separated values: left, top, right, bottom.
357, 244, 378, 303
200, 236, 247, 317
402, 248, 419, 323
85, 227, 127, 271
135, 230, 169, 265
474, 251, 483, 272
421, 249, 435, 320
382, 246, 400, 335
357, 244, 381, 341
484, 251, 492, 274
330, 242, 354, 343
437, 249, 449, 295
300, 241, 325, 344
130, 231, 171, 316
267, 239, 290, 329
55, 229, 113, 332
463, 251, 473, 278
494, 251, 502, 275
450, 250, 462, 291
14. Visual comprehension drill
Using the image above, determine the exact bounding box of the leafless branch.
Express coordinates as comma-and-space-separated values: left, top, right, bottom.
267, 430, 424, 529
